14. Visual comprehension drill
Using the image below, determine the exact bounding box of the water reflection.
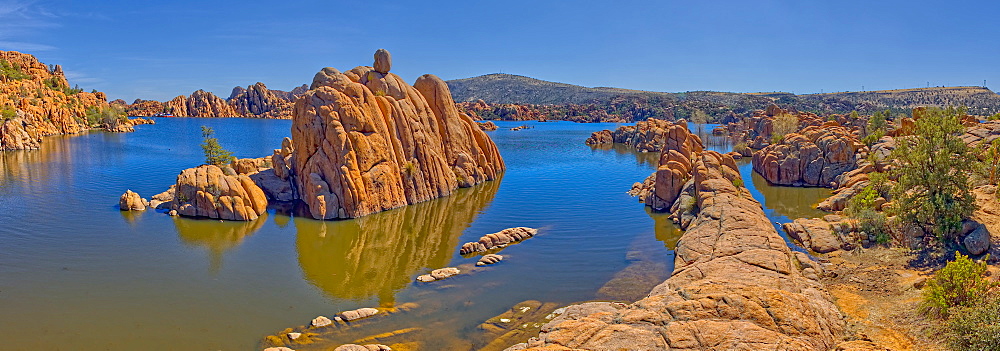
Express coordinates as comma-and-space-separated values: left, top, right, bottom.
746, 164, 830, 220
0, 134, 75, 187
588, 144, 660, 167
646, 207, 683, 249
174, 214, 268, 273
295, 178, 501, 305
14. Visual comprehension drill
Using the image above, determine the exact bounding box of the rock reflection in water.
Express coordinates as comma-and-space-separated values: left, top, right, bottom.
295, 178, 501, 305
587, 143, 660, 167
174, 214, 268, 273
747, 166, 830, 220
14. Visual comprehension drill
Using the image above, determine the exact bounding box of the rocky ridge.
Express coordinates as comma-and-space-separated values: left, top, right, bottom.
1, 50, 147, 151
510, 150, 845, 350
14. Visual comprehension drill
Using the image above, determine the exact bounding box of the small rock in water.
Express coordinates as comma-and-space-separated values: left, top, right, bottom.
311, 315, 332, 327
476, 254, 504, 266
340, 307, 379, 321
168, 210, 178, 216
287, 332, 302, 340
333, 344, 392, 351
416, 274, 435, 282
264, 347, 295, 351
430, 267, 460, 280
460, 227, 538, 255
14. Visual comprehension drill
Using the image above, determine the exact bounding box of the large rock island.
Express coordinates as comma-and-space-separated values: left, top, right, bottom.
128, 49, 505, 221
289, 49, 504, 219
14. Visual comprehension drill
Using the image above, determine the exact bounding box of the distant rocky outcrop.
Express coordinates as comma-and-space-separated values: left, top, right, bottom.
512, 151, 845, 350
752, 122, 863, 187
1, 50, 136, 151
229, 82, 295, 119
289, 49, 505, 219
165, 89, 239, 118
172, 164, 268, 221
583, 118, 687, 152
126, 83, 306, 119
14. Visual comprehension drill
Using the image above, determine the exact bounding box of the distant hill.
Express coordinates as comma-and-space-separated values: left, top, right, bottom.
446, 74, 1000, 122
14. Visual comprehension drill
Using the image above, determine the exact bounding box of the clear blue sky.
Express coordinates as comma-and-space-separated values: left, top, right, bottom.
2, 0, 998, 102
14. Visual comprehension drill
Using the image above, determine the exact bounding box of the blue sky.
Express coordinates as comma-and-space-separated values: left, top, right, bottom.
2, 0, 998, 102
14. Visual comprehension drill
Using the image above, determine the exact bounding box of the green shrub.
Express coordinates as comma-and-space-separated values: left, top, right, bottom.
945, 297, 1000, 351
0, 59, 30, 80
201, 126, 234, 166
922, 252, 997, 318
890, 107, 978, 241
980, 139, 1000, 186
84, 105, 126, 127
845, 184, 890, 244
770, 112, 798, 144
0, 106, 15, 120
732, 142, 750, 155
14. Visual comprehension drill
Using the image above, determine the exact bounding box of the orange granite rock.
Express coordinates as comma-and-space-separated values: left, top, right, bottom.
290, 49, 504, 219
0, 50, 123, 150
172, 164, 268, 221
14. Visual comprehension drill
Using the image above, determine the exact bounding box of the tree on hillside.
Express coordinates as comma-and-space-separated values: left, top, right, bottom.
201, 126, 234, 166
889, 106, 977, 241
862, 109, 890, 146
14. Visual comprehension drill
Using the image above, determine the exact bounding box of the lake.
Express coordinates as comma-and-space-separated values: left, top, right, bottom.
0, 118, 827, 350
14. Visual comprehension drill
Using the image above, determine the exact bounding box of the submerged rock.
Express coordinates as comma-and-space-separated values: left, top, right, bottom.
476, 254, 503, 266
340, 307, 379, 321
416, 267, 461, 282
311, 316, 333, 328
459, 227, 538, 254
118, 189, 148, 211
333, 344, 391, 351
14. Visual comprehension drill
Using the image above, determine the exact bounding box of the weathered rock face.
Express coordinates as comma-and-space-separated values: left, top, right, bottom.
229, 82, 295, 119
0, 117, 39, 150
631, 121, 704, 211
583, 129, 612, 145
783, 217, 854, 253
583, 118, 685, 152
510, 151, 844, 350
124, 99, 166, 117
752, 123, 863, 187
289, 50, 505, 219
476, 120, 498, 131
0, 50, 123, 150
172, 164, 268, 221
165, 89, 239, 117
119, 189, 148, 211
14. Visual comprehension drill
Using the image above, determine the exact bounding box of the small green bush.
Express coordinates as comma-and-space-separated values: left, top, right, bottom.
770, 112, 798, 144
945, 298, 1000, 351
922, 252, 997, 318
84, 105, 126, 127
845, 184, 890, 244
0, 106, 16, 120
0, 59, 30, 80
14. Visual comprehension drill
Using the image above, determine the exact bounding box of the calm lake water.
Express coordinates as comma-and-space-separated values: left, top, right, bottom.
0, 118, 828, 350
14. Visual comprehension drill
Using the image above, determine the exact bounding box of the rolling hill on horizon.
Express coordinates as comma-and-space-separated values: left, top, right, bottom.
447, 73, 1000, 121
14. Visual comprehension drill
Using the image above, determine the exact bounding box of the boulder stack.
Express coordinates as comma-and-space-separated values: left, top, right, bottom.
290, 49, 504, 219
